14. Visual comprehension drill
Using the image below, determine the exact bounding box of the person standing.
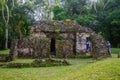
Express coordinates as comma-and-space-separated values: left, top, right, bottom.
86, 41, 91, 52
107, 41, 111, 55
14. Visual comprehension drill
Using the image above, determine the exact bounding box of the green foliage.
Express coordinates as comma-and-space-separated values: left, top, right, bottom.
53, 0, 89, 21
56, 35, 65, 40
3, 62, 31, 68
53, 6, 68, 20
9, 4, 33, 38
98, 32, 102, 35
31, 59, 69, 67
0, 0, 5, 5
64, 0, 88, 16
103, 7, 120, 47
0, 59, 69, 68
55, 29, 60, 33
75, 14, 96, 26
0, 0, 34, 49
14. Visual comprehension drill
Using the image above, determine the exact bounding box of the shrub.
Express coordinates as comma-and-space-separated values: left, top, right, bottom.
31, 59, 70, 67
2, 62, 31, 68
1, 59, 69, 68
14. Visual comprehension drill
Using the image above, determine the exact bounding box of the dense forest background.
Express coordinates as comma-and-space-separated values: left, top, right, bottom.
0, 0, 120, 49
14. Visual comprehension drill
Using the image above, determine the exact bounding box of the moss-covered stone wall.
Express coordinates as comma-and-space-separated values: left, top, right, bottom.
9, 21, 110, 59
90, 33, 110, 59
56, 40, 74, 58
10, 37, 50, 58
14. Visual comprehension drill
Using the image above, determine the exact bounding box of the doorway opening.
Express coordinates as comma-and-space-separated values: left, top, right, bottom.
50, 37, 56, 55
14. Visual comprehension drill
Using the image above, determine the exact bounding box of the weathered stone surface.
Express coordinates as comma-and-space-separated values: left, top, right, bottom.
10, 37, 50, 58
9, 20, 109, 59
9, 39, 18, 60
90, 33, 110, 59
76, 33, 90, 53
31, 32, 46, 38
56, 40, 74, 58
31, 20, 81, 32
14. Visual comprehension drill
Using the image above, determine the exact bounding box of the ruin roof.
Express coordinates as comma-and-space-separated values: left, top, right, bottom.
31, 20, 93, 33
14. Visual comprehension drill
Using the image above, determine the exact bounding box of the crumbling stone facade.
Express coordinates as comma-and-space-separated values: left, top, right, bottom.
56, 40, 73, 58
9, 20, 110, 59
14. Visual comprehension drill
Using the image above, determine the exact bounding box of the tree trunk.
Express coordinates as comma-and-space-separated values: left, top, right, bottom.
5, 24, 8, 49
2, 4, 9, 49
48, 0, 53, 20
18, 19, 22, 39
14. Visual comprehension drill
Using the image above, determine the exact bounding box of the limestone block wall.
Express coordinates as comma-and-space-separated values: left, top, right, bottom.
90, 33, 109, 59
56, 40, 74, 58
76, 32, 90, 53
59, 33, 74, 44
11, 37, 50, 58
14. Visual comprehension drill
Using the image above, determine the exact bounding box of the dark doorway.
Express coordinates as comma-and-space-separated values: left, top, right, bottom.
50, 37, 56, 55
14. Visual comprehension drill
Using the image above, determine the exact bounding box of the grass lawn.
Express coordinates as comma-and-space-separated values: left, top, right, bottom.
0, 58, 94, 80
67, 58, 120, 80
0, 48, 120, 80
0, 49, 10, 55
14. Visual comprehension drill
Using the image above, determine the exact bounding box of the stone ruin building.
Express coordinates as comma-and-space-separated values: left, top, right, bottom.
9, 20, 111, 59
